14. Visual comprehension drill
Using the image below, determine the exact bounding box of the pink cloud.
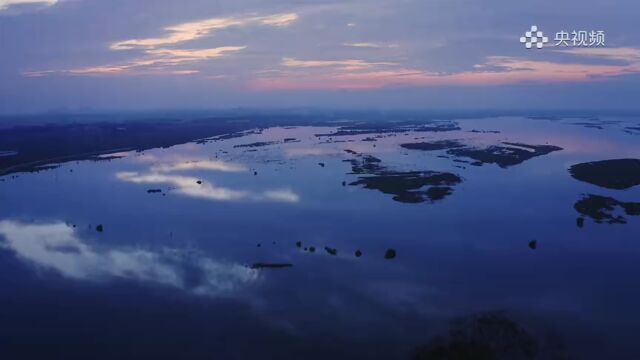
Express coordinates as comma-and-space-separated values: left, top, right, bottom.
252, 54, 640, 90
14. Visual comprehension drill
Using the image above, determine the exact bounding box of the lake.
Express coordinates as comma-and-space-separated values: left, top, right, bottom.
1, 114, 639, 359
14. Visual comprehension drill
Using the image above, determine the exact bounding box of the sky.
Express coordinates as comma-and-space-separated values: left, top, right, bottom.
1, 0, 640, 113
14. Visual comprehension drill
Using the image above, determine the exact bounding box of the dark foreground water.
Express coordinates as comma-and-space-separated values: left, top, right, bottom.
1, 115, 639, 359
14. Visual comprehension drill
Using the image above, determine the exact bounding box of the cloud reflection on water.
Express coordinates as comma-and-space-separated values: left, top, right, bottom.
0, 220, 258, 297
150, 159, 247, 173
117, 171, 250, 201
116, 157, 299, 203
116, 171, 299, 203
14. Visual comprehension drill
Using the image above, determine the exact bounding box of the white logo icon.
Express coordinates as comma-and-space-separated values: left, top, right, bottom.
520, 25, 549, 49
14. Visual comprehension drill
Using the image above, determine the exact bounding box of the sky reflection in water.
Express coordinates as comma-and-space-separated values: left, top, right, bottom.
0, 116, 639, 359
0, 220, 258, 296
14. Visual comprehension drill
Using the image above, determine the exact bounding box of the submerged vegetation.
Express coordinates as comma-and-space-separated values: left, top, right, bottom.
446, 142, 563, 168
574, 194, 640, 224
569, 159, 640, 190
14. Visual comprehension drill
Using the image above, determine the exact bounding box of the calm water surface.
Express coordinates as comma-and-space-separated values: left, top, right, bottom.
1, 116, 639, 359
